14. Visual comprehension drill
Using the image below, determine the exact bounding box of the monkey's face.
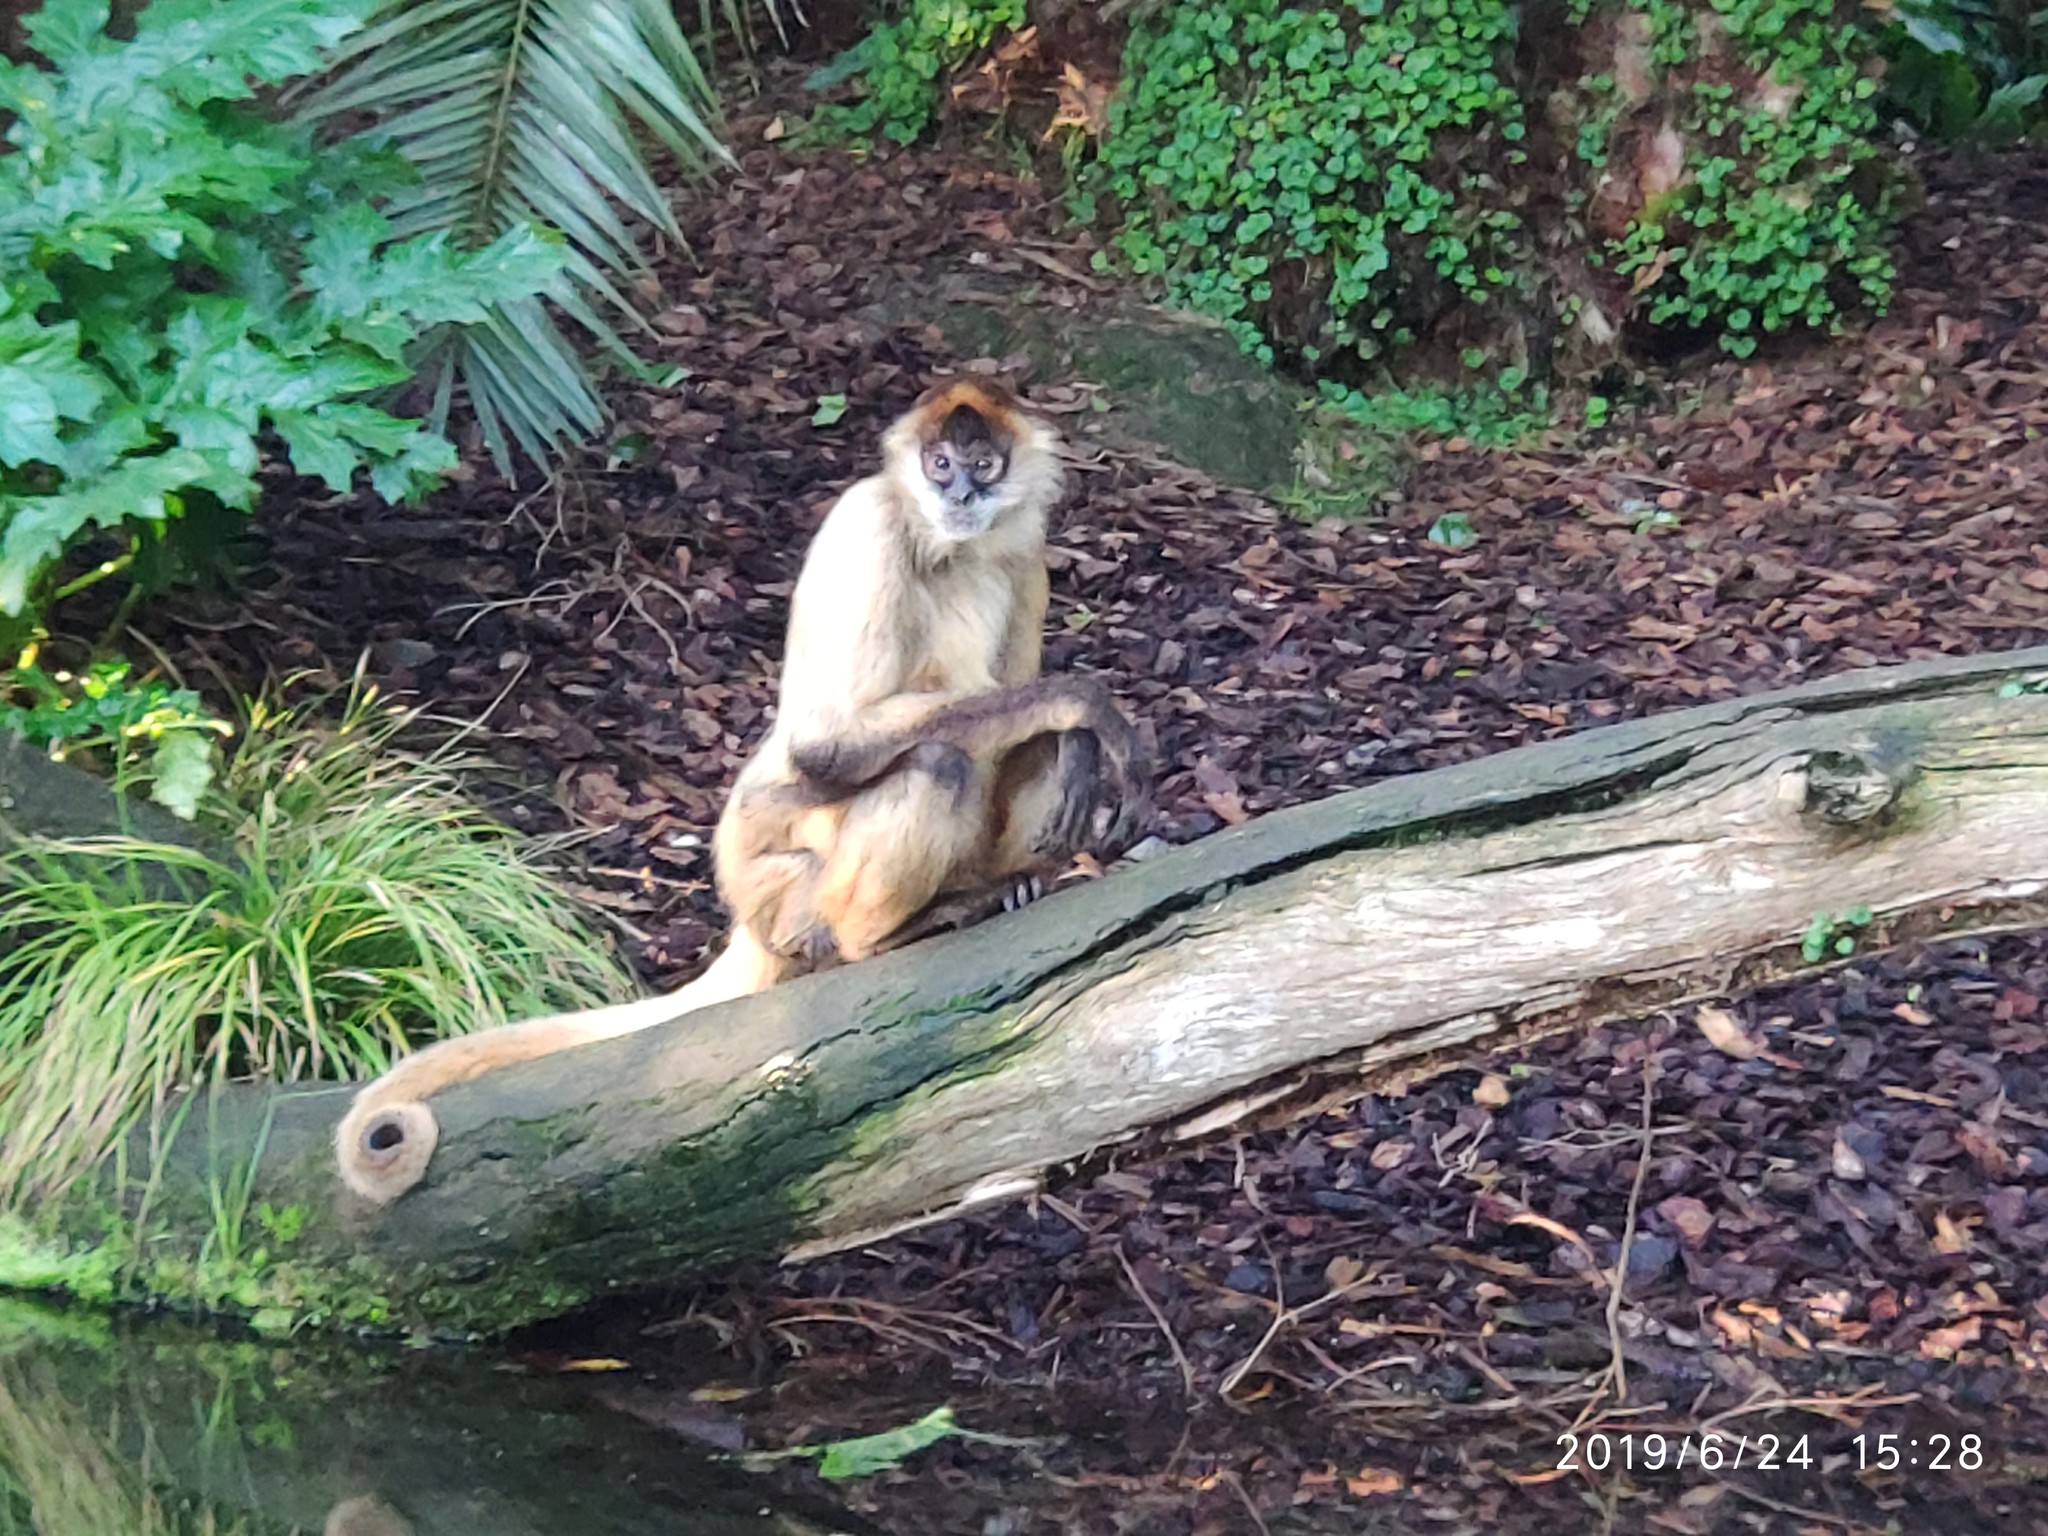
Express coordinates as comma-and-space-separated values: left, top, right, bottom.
915, 408, 1013, 541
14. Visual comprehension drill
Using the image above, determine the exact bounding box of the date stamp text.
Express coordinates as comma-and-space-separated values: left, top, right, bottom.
1555, 1430, 1987, 1474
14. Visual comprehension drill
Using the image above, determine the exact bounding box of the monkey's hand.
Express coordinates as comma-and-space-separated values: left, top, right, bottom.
1075, 694, 1149, 857
1032, 728, 1103, 860
786, 736, 881, 797
1031, 716, 1149, 863
791, 736, 975, 807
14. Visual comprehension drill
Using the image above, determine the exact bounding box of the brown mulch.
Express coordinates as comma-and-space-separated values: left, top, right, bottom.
143, 82, 2048, 1536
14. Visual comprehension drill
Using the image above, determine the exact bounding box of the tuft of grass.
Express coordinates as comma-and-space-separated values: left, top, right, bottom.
0, 681, 639, 1211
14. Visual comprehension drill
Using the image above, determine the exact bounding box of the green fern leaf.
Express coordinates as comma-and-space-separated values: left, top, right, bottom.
288, 0, 735, 473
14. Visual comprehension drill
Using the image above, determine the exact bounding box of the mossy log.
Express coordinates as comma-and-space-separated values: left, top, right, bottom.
27, 646, 2048, 1337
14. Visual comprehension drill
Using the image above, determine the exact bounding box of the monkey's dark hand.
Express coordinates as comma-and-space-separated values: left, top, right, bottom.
791, 737, 972, 804
1085, 704, 1150, 857
1095, 763, 1150, 855
787, 737, 872, 797
1031, 728, 1103, 860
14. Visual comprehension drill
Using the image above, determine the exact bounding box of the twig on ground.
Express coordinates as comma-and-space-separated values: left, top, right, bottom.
1608, 1065, 1657, 1403
1117, 1246, 1197, 1399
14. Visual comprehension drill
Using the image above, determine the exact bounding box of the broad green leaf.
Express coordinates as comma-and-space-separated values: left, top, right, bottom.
1894, 0, 1968, 55
333, 310, 418, 363
812, 1408, 963, 1481
803, 38, 873, 91
1979, 72, 2048, 138
366, 430, 459, 502
146, 728, 217, 821
131, 0, 373, 103
0, 449, 212, 614
301, 202, 391, 316
19, 0, 113, 69
0, 382, 67, 468
269, 349, 412, 410
274, 410, 360, 492
163, 405, 262, 473
0, 349, 104, 467
318, 401, 433, 456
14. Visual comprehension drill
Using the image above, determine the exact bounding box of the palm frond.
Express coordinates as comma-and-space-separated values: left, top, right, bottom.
695, 0, 805, 56
287, 0, 738, 475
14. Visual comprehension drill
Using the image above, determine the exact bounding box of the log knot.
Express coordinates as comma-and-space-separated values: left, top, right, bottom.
1798, 741, 1919, 828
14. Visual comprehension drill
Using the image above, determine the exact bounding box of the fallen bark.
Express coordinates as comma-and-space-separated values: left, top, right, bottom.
25, 645, 2048, 1336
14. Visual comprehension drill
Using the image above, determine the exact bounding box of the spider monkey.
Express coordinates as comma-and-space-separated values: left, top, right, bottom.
334, 379, 1147, 1206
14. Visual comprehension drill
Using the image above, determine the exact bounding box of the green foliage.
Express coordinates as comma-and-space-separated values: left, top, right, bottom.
0, 0, 565, 635
1426, 511, 1479, 549
809, 0, 1026, 144
1319, 378, 1549, 447
0, 658, 229, 820
0, 679, 639, 1209
812, 1407, 964, 1480
287, 0, 732, 473
1604, 0, 1894, 356
749, 1405, 1036, 1480
1090, 0, 1530, 374
1881, 0, 2048, 140
1800, 903, 1874, 962
1278, 378, 1552, 521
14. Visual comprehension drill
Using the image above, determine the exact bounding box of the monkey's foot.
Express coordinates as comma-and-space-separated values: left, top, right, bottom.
1001, 873, 1045, 912
795, 923, 843, 970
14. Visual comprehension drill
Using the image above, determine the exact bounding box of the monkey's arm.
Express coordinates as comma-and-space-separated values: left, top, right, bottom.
770, 486, 926, 737
788, 677, 1140, 798
996, 559, 1049, 686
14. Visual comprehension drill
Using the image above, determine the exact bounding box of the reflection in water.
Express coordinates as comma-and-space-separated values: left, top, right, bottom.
0, 1302, 862, 1536
325, 1497, 414, 1536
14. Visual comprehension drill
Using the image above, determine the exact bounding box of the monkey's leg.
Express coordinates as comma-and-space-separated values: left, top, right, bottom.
874, 735, 1084, 951
810, 748, 988, 961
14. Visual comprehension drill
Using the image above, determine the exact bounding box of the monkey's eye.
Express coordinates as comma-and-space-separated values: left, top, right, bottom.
930, 454, 951, 474
974, 457, 992, 474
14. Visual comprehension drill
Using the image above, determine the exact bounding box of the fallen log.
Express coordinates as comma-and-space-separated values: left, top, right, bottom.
20, 645, 2048, 1337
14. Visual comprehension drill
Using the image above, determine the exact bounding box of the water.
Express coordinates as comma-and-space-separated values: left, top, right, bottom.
11, 1295, 2042, 1535
0, 1299, 864, 1536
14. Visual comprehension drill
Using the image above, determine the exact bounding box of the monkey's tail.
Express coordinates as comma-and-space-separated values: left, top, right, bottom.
334, 934, 778, 1207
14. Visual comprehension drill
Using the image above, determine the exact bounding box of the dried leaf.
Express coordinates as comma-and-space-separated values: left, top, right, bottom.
1346, 1468, 1403, 1497
1694, 1005, 1764, 1059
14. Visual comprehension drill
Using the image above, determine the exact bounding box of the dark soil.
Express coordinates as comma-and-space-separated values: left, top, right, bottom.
137, 83, 2048, 1535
